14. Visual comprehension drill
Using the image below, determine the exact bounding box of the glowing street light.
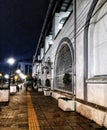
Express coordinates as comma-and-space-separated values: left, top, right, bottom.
14, 75, 18, 81
0, 73, 3, 85
0, 73, 2, 77
16, 69, 21, 74
7, 57, 16, 88
19, 73, 26, 79
7, 58, 15, 65
4, 74, 9, 79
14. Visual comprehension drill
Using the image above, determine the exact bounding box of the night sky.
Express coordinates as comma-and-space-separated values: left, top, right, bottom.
0, 0, 50, 73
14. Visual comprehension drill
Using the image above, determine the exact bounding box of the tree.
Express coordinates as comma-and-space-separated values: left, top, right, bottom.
63, 73, 71, 85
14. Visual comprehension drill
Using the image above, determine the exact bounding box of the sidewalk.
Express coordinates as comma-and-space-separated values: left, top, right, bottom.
30, 91, 107, 130
0, 88, 28, 130
0, 87, 107, 130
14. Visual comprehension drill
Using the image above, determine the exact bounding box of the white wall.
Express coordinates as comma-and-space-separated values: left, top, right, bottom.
87, 83, 107, 107
76, 0, 93, 99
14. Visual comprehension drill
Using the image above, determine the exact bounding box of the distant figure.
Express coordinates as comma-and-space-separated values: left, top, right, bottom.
16, 85, 19, 92
20, 85, 22, 90
34, 77, 37, 86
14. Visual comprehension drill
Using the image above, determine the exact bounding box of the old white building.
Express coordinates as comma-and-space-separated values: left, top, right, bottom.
33, 0, 107, 127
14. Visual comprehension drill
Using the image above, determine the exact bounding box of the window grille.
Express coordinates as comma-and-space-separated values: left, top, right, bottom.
55, 45, 73, 91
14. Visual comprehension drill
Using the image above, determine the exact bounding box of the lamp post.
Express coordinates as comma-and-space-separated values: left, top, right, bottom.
7, 58, 15, 89
0, 73, 3, 88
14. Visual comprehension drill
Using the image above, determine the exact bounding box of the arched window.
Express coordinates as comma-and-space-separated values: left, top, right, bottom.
54, 38, 74, 92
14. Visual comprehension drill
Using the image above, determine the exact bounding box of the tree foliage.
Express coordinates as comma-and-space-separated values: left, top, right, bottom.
63, 73, 71, 85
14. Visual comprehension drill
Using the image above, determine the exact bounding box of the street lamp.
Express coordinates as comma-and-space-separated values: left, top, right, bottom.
7, 58, 15, 65
7, 57, 15, 89
4, 74, 9, 79
16, 69, 21, 74
0, 73, 3, 87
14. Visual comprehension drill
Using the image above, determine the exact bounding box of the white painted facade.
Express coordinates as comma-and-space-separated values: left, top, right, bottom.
33, 0, 107, 127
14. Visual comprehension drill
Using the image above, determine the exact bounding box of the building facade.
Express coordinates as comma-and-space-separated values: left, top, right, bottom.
33, 0, 107, 127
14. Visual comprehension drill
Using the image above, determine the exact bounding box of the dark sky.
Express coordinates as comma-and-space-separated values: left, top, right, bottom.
0, 0, 50, 73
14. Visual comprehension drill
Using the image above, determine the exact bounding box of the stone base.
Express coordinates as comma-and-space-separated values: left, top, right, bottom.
58, 98, 75, 111
76, 102, 107, 128
52, 91, 65, 100
0, 89, 10, 102
34, 86, 37, 89
44, 90, 51, 96
10, 85, 17, 94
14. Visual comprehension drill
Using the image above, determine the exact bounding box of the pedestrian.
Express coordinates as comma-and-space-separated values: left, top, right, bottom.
16, 85, 19, 92
20, 85, 22, 90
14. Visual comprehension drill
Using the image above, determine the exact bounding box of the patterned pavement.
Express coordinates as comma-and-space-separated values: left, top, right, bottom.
0, 88, 28, 130
30, 91, 107, 130
0, 86, 107, 130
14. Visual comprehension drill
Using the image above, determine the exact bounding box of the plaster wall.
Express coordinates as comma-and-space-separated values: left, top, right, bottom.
76, 32, 84, 99
76, 0, 93, 99
87, 83, 107, 107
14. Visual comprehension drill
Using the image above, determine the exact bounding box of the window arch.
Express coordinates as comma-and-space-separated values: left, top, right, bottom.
54, 37, 74, 92
89, 1, 107, 77
84, 0, 107, 79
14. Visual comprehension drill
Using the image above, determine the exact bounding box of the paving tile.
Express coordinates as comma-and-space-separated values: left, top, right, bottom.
0, 87, 107, 130
30, 90, 107, 130
35, 113, 46, 120
47, 120, 56, 126
0, 89, 28, 130
80, 123, 96, 130
40, 126, 53, 130
54, 120, 69, 126
88, 122, 103, 129
38, 119, 50, 127
72, 125, 85, 130
52, 125, 73, 130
